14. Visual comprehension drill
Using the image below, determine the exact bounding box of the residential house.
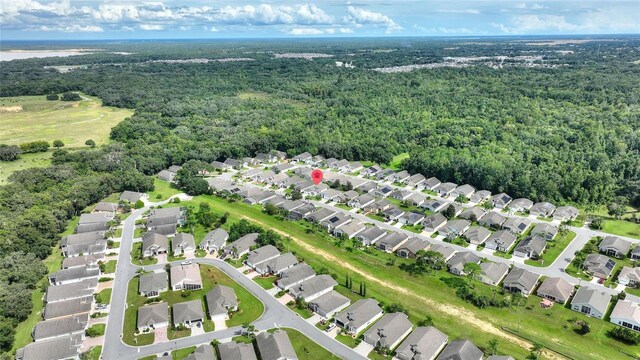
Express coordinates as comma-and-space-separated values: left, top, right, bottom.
45, 279, 97, 303
470, 190, 492, 204
348, 194, 376, 209
362, 165, 383, 177
450, 184, 476, 199
434, 182, 457, 197
142, 232, 169, 257
61, 254, 103, 269
530, 202, 556, 218
137, 302, 169, 331
286, 203, 315, 220
459, 207, 487, 222
571, 287, 611, 319
355, 226, 387, 246
382, 207, 405, 222
170, 263, 203, 291
199, 228, 229, 252
254, 253, 298, 275
139, 271, 168, 297
321, 213, 353, 231
484, 230, 517, 252
443, 219, 471, 239
477, 262, 510, 286
205, 285, 238, 321
32, 313, 89, 342
618, 267, 640, 287
48, 266, 100, 286
513, 236, 547, 259
222, 233, 259, 259
501, 218, 532, 235
146, 207, 184, 235
406, 174, 426, 188
372, 185, 395, 198
43, 296, 93, 320
334, 221, 366, 239
223, 158, 242, 169
305, 208, 336, 223
93, 202, 119, 213
268, 173, 289, 187
447, 252, 482, 276
633, 247, 640, 261
172, 233, 195, 255
583, 254, 616, 279
436, 339, 483, 360
396, 238, 430, 259
273, 163, 295, 173
184, 345, 217, 360
463, 226, 491, 245
346, 161, 364, 173
406, 192, 427, 207
288, 275, 337, 302
503, 267, 540, 296
363, 312, 413, 350
390, 189, 413, 201
324, 158, 339, 168
363, 199, 392, 214
312, 155, 325, 165
423, 177, 441, 191
207, 178, 236, 193
530, 223, 558, 241
173, 299, 205, 327
356, 181, 376, 193
422, 213, 448, 233
599, 236, 632, 259
395, 326, 448, 360
479, 212, 506, 229
430, 244, 457, 261
332, 159, 349, 171
392, 170, 411, 183
255, 330, 298, 360
246, 245, 281, 268
491, 193, 513, 209
308, 291, 351, 318
120, 190, 145, 203
15, 334, 83, 360
377, 232, 409, 253
218, 342, 257, 360
276, 263, 316, 290
321, 189, 343, 202
553, 206, 580, 221
536, 277, 574, 304
210, 161, 226, 170
610, 300, 640, 333
157, 168, 179, 182
335, 299, 384, 335
509, 198, 533, 212
398, 211, 426, 226
244, 190, 277, 205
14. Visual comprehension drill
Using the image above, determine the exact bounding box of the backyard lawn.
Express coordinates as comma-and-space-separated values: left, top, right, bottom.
148, 178, 182, 201
525, 231, 577, 267
130, 242, 158, 266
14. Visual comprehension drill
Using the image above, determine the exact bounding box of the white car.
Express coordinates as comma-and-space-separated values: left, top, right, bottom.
326, 323, 336, 332
181, 260, 192, 265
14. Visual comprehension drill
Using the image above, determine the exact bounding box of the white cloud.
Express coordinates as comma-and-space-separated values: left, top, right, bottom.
287, 27, 324, 35
435, 9, 480, 15
139, 24, 164, 31
39, 24, 103, 32
338, 27, 353, 34
346, 6, 402, 32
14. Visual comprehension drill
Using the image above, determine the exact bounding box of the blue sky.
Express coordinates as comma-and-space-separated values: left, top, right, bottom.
1, 1, 638, 40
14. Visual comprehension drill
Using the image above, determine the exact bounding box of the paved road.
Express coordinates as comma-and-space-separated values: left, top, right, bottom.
102, 196, 366, 360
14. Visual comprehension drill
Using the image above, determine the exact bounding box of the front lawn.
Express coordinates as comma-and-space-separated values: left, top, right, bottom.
95, 288, 112, 305
335, 332, 360, 348
101, 259, 117, 273
148, 178, 182, 201
171, 346, 196, 360
287, 301, 313, 319
254, 275, 276, 289
282, 328, 341, 360
123, 277, 155, 346
86, 324, 106, 337
525, 231, 576, 267
81, 346, 102, 360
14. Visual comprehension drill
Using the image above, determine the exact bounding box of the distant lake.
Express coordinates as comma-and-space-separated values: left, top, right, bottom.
0, 50, 90, 61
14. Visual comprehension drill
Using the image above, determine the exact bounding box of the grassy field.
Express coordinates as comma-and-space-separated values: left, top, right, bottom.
147, 178, 182, 201
0, 151, 52, 185
0, 94, 132, 147
386, 152, 409, 170
171, 345, 196, 360
82, 346, 102, 360
254, 275, 276, 289
602, 219, 640, 239
179, 193, 639, 360
95, 288, 112, 305
282, 328, 342, 360
123, 264, 264, 345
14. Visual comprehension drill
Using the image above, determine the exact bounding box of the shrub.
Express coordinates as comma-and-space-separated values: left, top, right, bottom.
61, 91, 81, 101
46, 94, 59, 101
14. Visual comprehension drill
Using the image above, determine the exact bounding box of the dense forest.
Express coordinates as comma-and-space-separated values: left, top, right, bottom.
0, 37, 639, 353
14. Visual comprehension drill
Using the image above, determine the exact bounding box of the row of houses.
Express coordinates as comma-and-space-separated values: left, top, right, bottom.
175, 328, 298, 360
140, 231, 196, 258
16, 194, 136, 359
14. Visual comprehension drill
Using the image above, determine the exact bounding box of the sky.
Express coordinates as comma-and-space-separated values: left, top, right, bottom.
0, 0, 639, 40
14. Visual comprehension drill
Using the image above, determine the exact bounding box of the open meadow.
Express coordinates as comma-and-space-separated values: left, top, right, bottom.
0, 94, 132, 147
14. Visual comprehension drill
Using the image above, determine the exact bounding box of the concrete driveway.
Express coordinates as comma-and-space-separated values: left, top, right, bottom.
153, 327, 168, 344
277, 293, 294, 305
354, 341, 374, 356
213, 318, 228, 330
191, 324, 205, 336
306, 314, 322, 325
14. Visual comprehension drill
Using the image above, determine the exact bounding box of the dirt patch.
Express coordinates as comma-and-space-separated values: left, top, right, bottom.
241, 215, 563, 360
0, 106, 22, 112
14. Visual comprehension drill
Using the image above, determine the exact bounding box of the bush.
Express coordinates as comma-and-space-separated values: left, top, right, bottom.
0, 144, 21, 161
53, 140, 64, 148
61, 91, 81, 101
19, 140, 49, 153
46, 94, 59, 101
610, 327, 640, 345
135, 200, 144, 209
85, 139, 96, 148
173, 197, 181, 203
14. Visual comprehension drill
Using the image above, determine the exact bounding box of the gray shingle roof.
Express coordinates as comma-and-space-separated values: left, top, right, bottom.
139, 271, 168, 293
172, 233, 195, 253
537, 277, 574, 303
479, 262, 510, 285
335, 299, 383, 331
33, 313, 89, 341
363, 312, 413, 348
45, 279, 97, 303
206, 285, 238, 317
289, 275, 337, 300
246, 245, 281, 266
200, 228, 229, 250
436, 339, 483, 360
277, 263, 316, 289
172, 299, 204, 324
255, 253, 298, 274
44, 296, 93, 320
308, 290, 350, 316
395, 326, 448, 360
571, 286, 611, 315
256, 330, 298, 360
16, 334, 82, 360
503, 267, 540, 293
218, 342, 258, 360
138, 302, 169, 329
184, 345, 216, 360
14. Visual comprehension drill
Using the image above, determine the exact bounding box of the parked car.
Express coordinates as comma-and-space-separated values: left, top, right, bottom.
326, 323, 336, 332
181, 260, 192, 265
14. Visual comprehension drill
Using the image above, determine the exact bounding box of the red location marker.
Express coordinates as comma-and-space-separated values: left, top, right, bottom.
311, 169, 323, 185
